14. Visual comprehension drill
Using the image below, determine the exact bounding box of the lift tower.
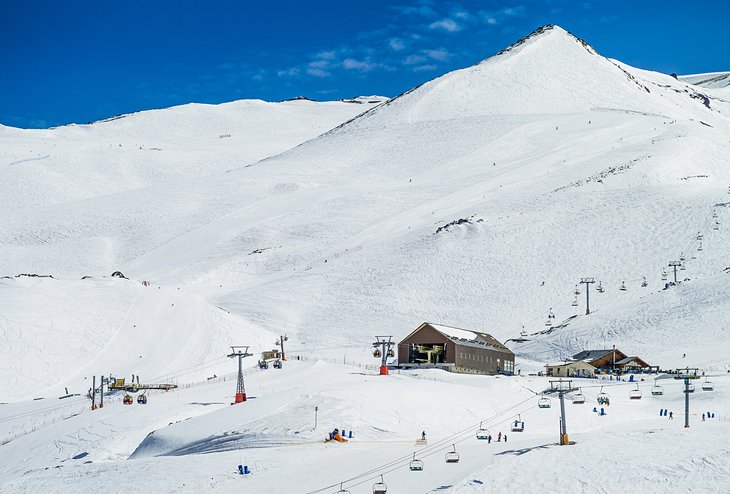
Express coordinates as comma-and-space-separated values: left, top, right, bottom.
372, 336, 395, 375
675, 367, 699, 428
547, 379, 577, 445
228, 346, 252, 403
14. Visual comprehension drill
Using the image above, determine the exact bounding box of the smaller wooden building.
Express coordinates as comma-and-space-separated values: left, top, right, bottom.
545, 360, 596, 378
398, 322, 515, 375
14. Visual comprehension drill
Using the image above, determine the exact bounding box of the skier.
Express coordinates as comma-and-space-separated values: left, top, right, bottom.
669, 411, 673, 420
702, 413, 706, 422
497, 432, 502, 442
487, 435, 492, 444
504, 434, 507, 442
421, 431, 426, 441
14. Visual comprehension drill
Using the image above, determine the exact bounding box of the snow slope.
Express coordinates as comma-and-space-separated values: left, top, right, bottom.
2, 24, 730, 493
680, 71, 730, 89
0, 97, 386, 212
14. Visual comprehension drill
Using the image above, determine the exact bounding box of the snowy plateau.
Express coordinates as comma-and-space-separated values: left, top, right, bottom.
1, 24, 730, 493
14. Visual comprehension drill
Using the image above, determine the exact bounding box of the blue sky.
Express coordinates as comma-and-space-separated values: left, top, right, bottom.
1, 0, 728, 128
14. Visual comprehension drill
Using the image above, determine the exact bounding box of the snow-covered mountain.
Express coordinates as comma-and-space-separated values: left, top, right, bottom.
680, 71, 730, 89
2, 25, 729, 493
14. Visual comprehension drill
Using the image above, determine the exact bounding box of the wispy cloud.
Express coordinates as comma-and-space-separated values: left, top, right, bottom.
389, 38, 406, 51
429, 18, 461, 32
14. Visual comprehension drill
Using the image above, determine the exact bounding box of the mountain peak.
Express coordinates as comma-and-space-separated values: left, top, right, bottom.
482, 24, 598, 64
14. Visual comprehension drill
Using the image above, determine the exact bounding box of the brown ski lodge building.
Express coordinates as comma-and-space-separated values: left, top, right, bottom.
397, 322, 515, 375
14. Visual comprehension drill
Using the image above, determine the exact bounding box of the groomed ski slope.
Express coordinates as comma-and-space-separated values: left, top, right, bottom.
2, 25, 730, 493
2, 360, 728, 493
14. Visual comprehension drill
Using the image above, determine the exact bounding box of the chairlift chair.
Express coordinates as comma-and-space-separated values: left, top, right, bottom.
572, 389, 585, 404
641, 277, 648, 288
597, 387, 610, 405
373, 475, 387, 494
538, 395, 552, 409
619, 281, 627, 291
445, 444, 460, 463
713, 210, 718, 218
713, 222, 720, 231
123, 394, 133, 405
597, 281, 604, 293
702, 378, 714, 391
697, 241, 703, 252
337, 483, 352, 494
409, 453, 424, 471
273, 359, 282, 369
386, 348, 394, 358
574, 285, 580, 296
661, 270, 668, 281
680, 262, 686, 271
696, 232, 703, 240
680, 252, 686, 262
511, 415, 525, 432
684, 383, 695, 393
571, 297, 579, 307
476, 422, 490, 440
651, 379, 664, 396
137, 393, 147, 404
258, 360, 269, 370
629, 384, 642, 400
373, 349, 382, 358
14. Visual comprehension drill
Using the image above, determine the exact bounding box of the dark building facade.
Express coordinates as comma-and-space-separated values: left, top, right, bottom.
398, 322, 515, 375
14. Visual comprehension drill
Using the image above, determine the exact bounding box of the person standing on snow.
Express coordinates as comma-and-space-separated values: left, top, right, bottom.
497, 432, 502, 442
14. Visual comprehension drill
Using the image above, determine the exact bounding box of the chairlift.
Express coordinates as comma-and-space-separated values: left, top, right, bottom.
696, 232, 703, 240
597, 281, 604, 293
373, 349, 382, 358
651, 379, 664, 396
538, 395, 552, 409
713, 222, 720, 231
511, 415, 525, 432
680, 262, 686, 271
571, 297, 579, 307
629, 384, 642, 400
574, 285, 581, 296
572, 389, 585, 404
476, 422, 490, 440
697, 241, 703, 252
409, 453, 424, 471
273, 359, 282, 369
680, 252, 686, 262
713, 210, 718, 218
337, 482, 352, 494
619, 281, 627, 291
386, 348, 394, 358
137, 393, 147, 404
123, 394, 133, 405
641, 276, 647, 288
661, 270, 668, 281
445, 444, 460, 463
597, 387, 610, 405
684, 383, 695, 393
702, 378, 714, 391
373, 475, 387, 494
258, 360, 269, 370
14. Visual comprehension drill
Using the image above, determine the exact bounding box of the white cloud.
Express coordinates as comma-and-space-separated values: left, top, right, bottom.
429, 18, 460, 32
423, 48, 450, 61
389, 38, 406, 51
277, 67, 301, 78
403, 54, 427, 65
413, 64, 438, 72
314, 50, 338, 61
342, 58, 380, 72
307, 67, 331, 78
